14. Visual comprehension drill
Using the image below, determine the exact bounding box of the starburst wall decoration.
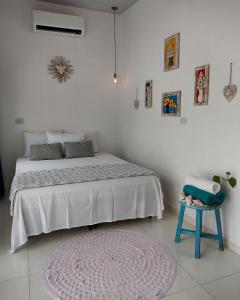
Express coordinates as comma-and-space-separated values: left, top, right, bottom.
48, 56, 74, 83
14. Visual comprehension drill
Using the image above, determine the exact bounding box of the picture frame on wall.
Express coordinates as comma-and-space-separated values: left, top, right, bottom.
145, 80, 153, 108
164, 33, 180, 72
162, 91, 181, 117
194, 65, 209, 106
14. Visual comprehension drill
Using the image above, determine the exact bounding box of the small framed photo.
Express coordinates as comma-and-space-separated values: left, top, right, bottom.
145, 80, 153, 108
194, 65, 209, 106
162, 91, 181, 117
164, 33, 180, 72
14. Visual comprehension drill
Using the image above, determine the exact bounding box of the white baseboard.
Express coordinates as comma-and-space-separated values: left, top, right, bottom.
166, 202, 240, 256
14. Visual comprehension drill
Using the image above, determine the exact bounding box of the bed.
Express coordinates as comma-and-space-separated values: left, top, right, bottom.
10, 152, 164, 253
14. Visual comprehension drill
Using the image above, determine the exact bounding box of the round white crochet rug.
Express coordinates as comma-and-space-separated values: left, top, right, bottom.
41, 230, 177, 300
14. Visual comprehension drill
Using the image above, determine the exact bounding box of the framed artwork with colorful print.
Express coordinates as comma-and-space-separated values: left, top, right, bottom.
145, 80, 153, 108
162, 91, 181, 117
194, 65, 209, 106
164, 33, 180, 72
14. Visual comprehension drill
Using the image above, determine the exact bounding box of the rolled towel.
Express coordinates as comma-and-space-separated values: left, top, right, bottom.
183, 185, 225, 206
185, 175, 220, 194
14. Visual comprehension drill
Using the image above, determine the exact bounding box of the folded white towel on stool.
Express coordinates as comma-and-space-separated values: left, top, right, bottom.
185, 175, 221, 194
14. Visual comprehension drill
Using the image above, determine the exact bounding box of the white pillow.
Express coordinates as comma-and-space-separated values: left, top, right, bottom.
86, 131, 99, 153
46, 132, 86, 148
23, 130, 63, 157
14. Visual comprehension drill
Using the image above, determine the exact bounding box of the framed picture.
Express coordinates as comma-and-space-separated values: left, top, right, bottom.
162, 91, 181, 117
164, 33, 180, 72
145, 80, 153, 108
194, 65, 209, 106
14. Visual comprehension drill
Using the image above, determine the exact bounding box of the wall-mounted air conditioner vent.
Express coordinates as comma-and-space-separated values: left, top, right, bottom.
33, 10, 85, 37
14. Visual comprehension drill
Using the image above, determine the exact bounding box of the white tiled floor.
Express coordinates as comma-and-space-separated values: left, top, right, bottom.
1, 196, 240, 300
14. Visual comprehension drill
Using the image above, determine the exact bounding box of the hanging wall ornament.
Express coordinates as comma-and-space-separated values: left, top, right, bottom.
134, 88, 140, 110
48, 56, 74, 83
223, 62, 237, 102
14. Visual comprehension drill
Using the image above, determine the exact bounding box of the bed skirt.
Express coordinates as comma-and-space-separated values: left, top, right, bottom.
10, 175, 164, 253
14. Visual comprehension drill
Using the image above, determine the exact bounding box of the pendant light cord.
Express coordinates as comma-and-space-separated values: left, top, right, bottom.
114, 8, 117, 74
112, 7, 118, 75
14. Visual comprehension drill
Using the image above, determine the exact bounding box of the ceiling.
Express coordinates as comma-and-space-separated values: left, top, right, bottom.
39, 0, 138, 13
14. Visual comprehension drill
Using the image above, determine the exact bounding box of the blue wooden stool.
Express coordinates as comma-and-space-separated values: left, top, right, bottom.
175, 201, 224, 258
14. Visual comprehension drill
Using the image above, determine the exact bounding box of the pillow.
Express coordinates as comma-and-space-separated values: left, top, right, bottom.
30, 143, 63, 161
46, 132, 86, 146
86, 131, 99, 153
62, 131, 99, 153
23, 130, 63, 157
64, 141, 94, 159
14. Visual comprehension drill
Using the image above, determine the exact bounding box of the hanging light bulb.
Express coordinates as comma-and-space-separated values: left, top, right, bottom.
114, 73, 118, 84
112, 7, 118, 84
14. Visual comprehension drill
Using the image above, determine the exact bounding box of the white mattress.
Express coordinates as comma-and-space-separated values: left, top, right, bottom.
11, 153, 164, 252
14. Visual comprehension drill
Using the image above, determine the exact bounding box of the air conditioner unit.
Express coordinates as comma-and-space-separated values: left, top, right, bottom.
33, 10, 85, 37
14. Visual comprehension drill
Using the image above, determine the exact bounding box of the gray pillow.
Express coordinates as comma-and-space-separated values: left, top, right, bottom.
30, 143, 63, 161
64, 141, 94, 159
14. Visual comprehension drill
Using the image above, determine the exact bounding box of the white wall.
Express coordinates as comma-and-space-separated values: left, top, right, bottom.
0, 0, 122, 188
120, 0, 240, 249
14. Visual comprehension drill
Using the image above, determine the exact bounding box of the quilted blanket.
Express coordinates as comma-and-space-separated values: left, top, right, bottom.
10, 163, 156, 204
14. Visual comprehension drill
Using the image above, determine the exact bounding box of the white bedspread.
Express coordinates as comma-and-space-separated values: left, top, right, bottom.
10, 153, 164, 252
